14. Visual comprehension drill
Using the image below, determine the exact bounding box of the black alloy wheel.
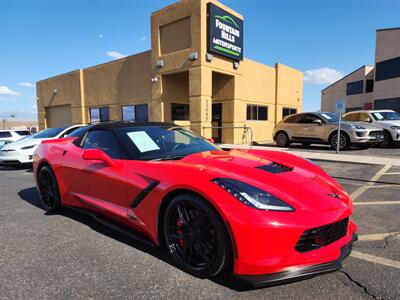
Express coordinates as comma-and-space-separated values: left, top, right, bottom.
163, 194, 231, 278
38, 166, 61, 212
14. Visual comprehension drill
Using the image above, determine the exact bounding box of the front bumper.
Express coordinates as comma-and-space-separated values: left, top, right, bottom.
349, 130, 384, 144
236, 233, 357, 288
0, 150, 33, 165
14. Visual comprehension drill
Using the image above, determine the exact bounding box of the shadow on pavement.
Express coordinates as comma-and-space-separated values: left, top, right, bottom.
17, 186, 252, 292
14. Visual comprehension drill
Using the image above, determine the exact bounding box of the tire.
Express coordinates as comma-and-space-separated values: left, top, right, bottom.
163, 193, 231, 278
330, 131, 350, 150
38, 165, 62, 212
275, 131, 290, 147
380, 131, 393, 148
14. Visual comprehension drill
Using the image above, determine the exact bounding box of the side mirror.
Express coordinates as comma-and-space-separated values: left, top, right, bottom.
313, 119, 323, 125
82, 148, 116, 167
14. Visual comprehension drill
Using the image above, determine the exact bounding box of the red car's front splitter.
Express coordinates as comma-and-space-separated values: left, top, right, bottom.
235, 233, 357, 288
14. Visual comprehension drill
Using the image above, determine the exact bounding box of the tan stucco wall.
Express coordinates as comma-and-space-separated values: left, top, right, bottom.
36, 0, 303, 144
36, 70, 82, 129
321, 66, 374, 112
374, 29, 400, 102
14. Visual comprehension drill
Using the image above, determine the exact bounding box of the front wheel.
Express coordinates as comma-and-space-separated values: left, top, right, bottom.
38, 165, 61, 212
163, 194, 231, 278
380, 131, 393, 148
275, 132, 290, 147
330, 131, 350, 150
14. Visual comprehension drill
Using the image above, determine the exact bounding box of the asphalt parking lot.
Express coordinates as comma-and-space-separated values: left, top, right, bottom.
1, 160, 399, 300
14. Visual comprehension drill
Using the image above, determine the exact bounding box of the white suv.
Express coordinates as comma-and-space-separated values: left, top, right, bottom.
343, 110, 400, 147
0, 130, 31, 148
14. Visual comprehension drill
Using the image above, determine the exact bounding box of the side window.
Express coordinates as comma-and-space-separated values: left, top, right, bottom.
359, 113, 371, 122
285, 114, 303, 123
299, 114, 320, 124
83, 130, 122, 159
344, 113, 359, 122
0, 131, 12, 138
60, 127, 80, 138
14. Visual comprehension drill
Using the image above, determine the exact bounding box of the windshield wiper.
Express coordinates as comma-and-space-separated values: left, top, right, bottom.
151, 155, 186, 161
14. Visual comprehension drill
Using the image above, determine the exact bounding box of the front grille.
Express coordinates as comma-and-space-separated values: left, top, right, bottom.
369, 130, 383, 138
295, 218, 349, 252
257, 162, 292, 174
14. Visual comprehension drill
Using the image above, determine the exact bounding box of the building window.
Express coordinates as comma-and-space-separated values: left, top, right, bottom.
135, 104, 149, 122
365, 79, 374, 93
122, 104, 149, 122
346, 80, 364, 96
171, 103, 189, 121
375, 56, 400, 81
122, 106, 135, 122
90, 107, 109, 123
282, 107, 297, 117
374, 97, 400, 113
246, 105, 268, 121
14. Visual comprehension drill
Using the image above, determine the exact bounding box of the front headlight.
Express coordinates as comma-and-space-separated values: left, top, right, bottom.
212, 178, 295, 212
350, 124, 366, 130
21, 145, 36, 150
390, 125, 400, 130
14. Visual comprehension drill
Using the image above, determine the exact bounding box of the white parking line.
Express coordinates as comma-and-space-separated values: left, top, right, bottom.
358, 232, 400, 241
384, 172, 400, 175
350, 165, 392, 201
354, 201, 400, 206
351, 251, 400, 269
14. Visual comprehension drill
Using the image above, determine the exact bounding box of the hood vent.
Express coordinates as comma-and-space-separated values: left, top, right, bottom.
257, 162, 292, 174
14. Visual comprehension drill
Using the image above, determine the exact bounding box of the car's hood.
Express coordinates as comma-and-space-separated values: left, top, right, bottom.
156, 149, 350, 214
333, 120, 381, 129
375, 120, 400, 127
1, 137, 49, 150
176, 149, 319, 189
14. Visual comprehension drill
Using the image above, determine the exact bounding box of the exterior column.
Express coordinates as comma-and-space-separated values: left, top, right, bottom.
149, 74, 164, 122
189, 67, 212, 138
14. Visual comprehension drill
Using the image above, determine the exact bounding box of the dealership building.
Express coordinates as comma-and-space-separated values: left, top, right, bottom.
321, 27, 400, 113
36, 0, 303, 144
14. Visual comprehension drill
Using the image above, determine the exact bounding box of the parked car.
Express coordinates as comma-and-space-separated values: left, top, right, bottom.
343, 110, 400, 147
273, 112, 384, 150
33, 122, 357, 287
0, 125, 84, 166
0, 129, 31, 143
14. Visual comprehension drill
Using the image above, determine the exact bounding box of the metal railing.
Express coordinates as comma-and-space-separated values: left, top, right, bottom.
202, 125, 254, 148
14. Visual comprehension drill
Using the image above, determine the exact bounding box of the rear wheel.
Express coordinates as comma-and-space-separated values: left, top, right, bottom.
163, 194, 231, 278
38, 165, 61, 212
330, 131, 350, 150
275, 131, 290, 147
380, 131, 393, 148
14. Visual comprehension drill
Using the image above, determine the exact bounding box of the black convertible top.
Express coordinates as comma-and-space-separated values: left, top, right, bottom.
91, 122, 177, 131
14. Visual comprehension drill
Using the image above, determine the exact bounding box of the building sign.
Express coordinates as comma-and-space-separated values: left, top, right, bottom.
207, 3, 243, 60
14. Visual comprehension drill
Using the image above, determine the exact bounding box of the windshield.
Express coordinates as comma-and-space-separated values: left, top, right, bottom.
318, 112, 339, 123
371, 111, 400, 121
31, 127, 67, 139
115, 126, 219, 161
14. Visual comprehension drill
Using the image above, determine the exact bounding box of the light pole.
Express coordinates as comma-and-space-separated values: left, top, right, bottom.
0, 113, 16, 130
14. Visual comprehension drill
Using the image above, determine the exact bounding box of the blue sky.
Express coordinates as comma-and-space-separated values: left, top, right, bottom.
1, 0, 399, 120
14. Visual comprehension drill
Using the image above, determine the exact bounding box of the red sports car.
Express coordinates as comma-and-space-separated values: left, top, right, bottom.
33, 122, 357, 287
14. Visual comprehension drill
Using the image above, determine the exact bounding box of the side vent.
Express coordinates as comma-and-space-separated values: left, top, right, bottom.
257, 162, 292, 174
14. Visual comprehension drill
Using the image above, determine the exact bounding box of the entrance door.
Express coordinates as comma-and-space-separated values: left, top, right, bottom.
212, 103, 222, 143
